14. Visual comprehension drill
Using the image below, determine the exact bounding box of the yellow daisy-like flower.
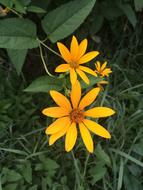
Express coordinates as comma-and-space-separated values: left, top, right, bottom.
55, 36, 99, 85
95, 61, 112, 77
42, 81, 115, 153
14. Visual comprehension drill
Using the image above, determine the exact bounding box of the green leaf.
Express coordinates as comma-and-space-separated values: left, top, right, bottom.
24, 76, 64, 93
7, 49, 27, 75
0, 0, 13, 7
21, 161, 32, 184
134, 0, 143, 11
90, 14, 104, 35
27, 5, 46, 13
4, 183, 18, 190
95, 144, 111, 167
14, 0, 26, 14
80, 75, 101, 89
2, 168, 22, 182
0, 18, 39, 49
117, 3, 137, 28
89, 163, 107, 185
42, 0, 96, 42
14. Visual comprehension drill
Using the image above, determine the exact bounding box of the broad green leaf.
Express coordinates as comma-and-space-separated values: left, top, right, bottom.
95, 144, 111, 167
24, 76, 64, 92
4, 183, 18, 190
42, 0, 96, 42
80, 75, 102, 89
0, 0, 13, 7
39, 155, 59, 170
0, 18, 39, 49
20, 161, 32, 184
14, 0, 26, 14
117, 3, 137, 28
89, 163, 107, 185
134, 0, 143, 11
27, 6, 46, 13
2, 168, 22, 182
7, 49, 27, 75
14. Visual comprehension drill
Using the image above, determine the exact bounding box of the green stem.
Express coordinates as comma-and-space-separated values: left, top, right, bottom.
8, 7, 22, 18
71, 150, 82, 188
39, 44, 54, 77
38, 39, 61, 57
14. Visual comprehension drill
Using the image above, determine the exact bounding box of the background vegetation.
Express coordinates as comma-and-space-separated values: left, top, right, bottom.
0, 0, 143, 189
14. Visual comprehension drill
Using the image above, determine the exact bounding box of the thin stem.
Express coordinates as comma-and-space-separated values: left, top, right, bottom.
83, 153, 90, 178
39, 44, 54, 77
71, 150, 82, 188
8, 7, 22, 18
38, 39, 61, 57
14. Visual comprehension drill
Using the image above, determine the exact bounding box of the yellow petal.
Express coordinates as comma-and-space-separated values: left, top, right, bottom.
42, 107, 69, 118
50, 90, 72, 111
45, 116, 71, 134
71, 80, 81, 108
70, 68, 77, 85
85, 107, 115, 118
79, 51, 99, 64
79, 122, 93, 153
95, 61, 101, 71
76, 69, 89, 84
101, 61, 107, 70
99, 80, 108, 84
65, 122, 77, 152
77, 39, 88, 59
79, 66, 97, 76
102, 68, 112, 76
83, 119, 111, 138
49, 125, 69, 145
79, 87, 100, 109
70, 36, 79, 60
57, 42, 71, 63
55, 64, 70, 72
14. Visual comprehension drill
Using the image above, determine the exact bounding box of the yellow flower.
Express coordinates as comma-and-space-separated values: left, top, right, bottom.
42, 81, 115, 153
95, 61, 112, 77
97, 80, 108, 91
0, 6, 9, 16
55, 36, 99, 85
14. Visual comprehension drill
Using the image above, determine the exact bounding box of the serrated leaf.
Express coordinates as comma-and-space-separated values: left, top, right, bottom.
21, 161, 32, 184
24, 76, 64, 93
27, 5, 46, 13
2, 168, 22, 182
42, 0, 96, 42
7, 49, 27, 75
0, 18, 39, 49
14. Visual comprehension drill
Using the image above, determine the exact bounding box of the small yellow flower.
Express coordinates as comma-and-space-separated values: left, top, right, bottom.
97, 80, 108, 91
95, 61, 112, 77
55, 36, 99, 85
42, 81, 115, 153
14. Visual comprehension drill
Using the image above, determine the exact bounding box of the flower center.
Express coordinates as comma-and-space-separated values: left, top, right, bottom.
70, 109, 84, 123
69, 61, 79, 69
